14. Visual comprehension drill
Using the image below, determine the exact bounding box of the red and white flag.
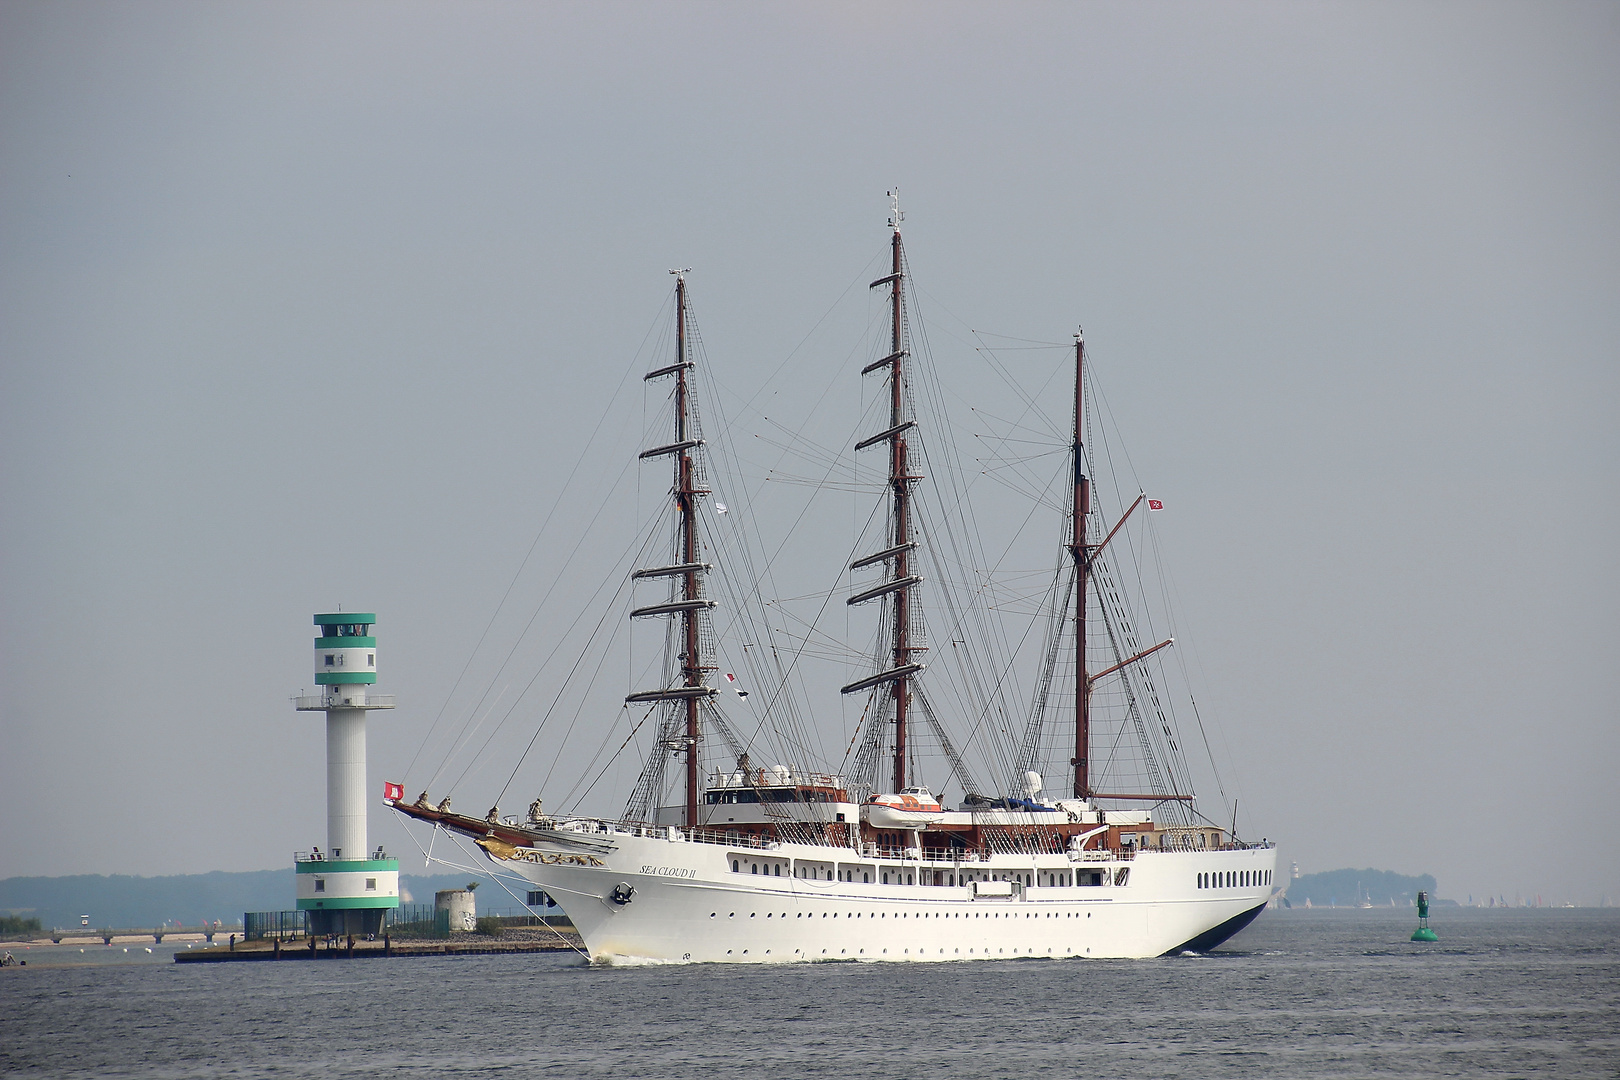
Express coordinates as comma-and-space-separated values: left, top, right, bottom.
383, 781, 405, 802
1148, 499, 1164, 511
725, 672, 750, 700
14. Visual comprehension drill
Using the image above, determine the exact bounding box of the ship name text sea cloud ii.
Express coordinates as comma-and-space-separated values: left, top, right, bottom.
392, 196, 1277, 963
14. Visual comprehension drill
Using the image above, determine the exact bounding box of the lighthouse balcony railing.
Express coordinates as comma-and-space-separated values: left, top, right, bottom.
293, 693, 396, 711
295, 849, 393, 863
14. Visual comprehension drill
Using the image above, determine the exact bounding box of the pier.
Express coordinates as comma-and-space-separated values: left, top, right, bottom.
175, 929, 583, 963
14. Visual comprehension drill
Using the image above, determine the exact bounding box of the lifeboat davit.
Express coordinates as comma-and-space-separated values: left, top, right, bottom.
863, 787, 945, 829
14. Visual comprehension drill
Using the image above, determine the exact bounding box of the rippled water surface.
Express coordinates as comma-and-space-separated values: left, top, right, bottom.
3, 907, 1616, 1078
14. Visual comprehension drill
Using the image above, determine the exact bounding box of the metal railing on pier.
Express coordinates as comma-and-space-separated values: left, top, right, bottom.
243, 911, 305, 941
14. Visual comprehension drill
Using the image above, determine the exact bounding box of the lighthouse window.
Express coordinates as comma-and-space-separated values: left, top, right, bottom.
314, 879, 325, 892
365, 878, 376, 891
368, 654, 375, 666
325, 655, 335, 666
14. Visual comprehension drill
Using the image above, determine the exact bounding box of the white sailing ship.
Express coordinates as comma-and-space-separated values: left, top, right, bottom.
394, 197, 1276, 962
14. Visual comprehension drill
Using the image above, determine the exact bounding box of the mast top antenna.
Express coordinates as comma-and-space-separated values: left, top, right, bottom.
887, 189, 903, 231
669, 267, 691, 278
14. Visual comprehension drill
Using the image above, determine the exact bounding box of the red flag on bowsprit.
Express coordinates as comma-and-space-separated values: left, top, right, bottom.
383, 782, 404, 802
1148, 499, 1164, 511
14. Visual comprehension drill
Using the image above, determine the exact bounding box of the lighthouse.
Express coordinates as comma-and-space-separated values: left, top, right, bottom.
293, 612, 399, 938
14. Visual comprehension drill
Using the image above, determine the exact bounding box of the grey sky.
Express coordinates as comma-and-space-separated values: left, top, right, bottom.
2, 2, 1615, 905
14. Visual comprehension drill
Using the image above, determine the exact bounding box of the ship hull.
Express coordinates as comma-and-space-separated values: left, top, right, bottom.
488, 824, 1276, 963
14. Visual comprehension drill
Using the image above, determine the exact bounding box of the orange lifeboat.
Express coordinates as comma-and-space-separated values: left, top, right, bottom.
863, 786, 945, 829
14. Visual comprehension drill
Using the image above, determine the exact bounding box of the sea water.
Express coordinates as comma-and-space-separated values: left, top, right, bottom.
2, 907, 1615, 1078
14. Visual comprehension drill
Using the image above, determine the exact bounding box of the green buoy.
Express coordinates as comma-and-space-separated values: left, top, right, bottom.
1411, 889, 1439, 942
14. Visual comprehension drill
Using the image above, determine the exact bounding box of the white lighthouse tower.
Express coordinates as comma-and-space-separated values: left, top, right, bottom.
293, 612, 399, 937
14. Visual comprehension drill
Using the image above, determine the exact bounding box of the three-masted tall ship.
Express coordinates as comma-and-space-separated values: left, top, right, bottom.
392, 199, 1276, 962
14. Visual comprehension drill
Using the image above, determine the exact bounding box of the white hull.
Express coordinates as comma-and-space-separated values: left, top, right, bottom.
487, 822, 1276, 963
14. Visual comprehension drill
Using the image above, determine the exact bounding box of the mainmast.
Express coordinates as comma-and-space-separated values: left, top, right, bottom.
886, 211, 912, 794
842, 191, 924, 793
1070, 331, 1091, 799
627, 270, 717, 827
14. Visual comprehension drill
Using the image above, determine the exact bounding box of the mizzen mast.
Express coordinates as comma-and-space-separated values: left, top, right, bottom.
1070, 330, 1091, 800
627, 270, 717, 828
842, 191, 924, 793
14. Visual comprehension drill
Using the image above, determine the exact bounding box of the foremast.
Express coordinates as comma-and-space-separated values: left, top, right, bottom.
627, 270, 717, 828
842, 191, 924, 793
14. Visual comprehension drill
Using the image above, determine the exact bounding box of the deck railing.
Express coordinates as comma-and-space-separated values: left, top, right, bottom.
546, 815, 1272, 861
